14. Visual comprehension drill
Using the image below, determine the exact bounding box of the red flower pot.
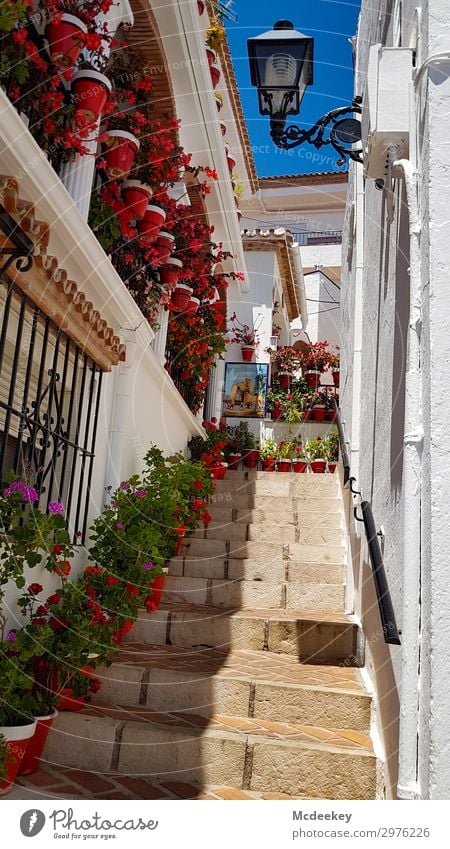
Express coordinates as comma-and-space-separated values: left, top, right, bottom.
198, 340, 209, 355
243, 449, 260, 469
206, 48, 216, 67
46, 13, 87, 71
327, 409, 337, 422
277, 460, 291, 472
215, 94, 223, 112
226, 154, 236, 173
313, 405, 327, 422
227, 454, 241, 470
303, 409, 313, 422
71, 70, 112, 122
220, 121, 227, 136
197, 0, 205, 14
137, 204, 167, 242
150, 575, 165, 609
58, 690, 86, 711
155, 231, 176, 265
305, 370, 321, 390
186, 297, 200, 314
292, 460, 308, 474
210, 64, 221, 89
0, 722, 36, 796
160, 257, 183, 288
332, 370, 340, 388
271, 407, 283, 421
241, 345, 255, 362
311, 459, 327, 474
211, 463, 227, 480
328, 463, 337, 474
278, 372, 292, 389
170, 283, 193, 312
262, 458, 275, 472
19, 710, 58, 776
121, 181, 153, 220
102, 130, 140, 180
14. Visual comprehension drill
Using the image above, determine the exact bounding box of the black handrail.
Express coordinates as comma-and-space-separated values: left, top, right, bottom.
333, 399, 401, 646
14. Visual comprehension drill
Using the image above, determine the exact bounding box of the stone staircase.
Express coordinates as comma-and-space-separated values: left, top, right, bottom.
42, 470, 379, 800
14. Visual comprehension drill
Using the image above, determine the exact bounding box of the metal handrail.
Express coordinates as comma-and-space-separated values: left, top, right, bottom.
292, 230, 343, 246
333, 399, 401, 646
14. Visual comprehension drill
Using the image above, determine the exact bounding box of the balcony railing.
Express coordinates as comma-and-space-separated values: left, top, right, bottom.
292, 230, 343, 246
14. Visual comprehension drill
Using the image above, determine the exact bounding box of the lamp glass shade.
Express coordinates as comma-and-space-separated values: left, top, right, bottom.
247, 21, 314, 119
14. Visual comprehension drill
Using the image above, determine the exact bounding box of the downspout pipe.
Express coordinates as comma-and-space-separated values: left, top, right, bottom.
392, 154, 423, 800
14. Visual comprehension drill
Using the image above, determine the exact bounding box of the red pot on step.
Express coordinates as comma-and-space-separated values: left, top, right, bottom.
58, 690, 86, 711
155, 231, 176, 265
262, 457, 275, 472
102, 130, 140, 179
303, 408, 313, 422
271, 407, 283, 421
243, 449, 260, 469
137, 204, 166, 242
313, 405, 326, 422
46, 13, 87, 71
210, 463, 227, 480
227, 453, 241, 470
18, 710, 58, 776
150, 575, 165, 609
292, 460, 308, 474
0, 722, 36, 796
121, 181, 153, 220
311, 459, 327, 474
276, 460, 291, 472
241, 345, 255, 362
278, 372, 292, 389
328, 462, 337, 474
170, 283, 193, 312
71, 70, 112, 122
160, 257, 183, 288
327, 409, 337, 422
332, 370, 340, 388
305, 370, 321, 390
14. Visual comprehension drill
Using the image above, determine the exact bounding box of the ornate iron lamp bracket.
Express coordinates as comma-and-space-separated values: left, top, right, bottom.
0, 203, 34, 281
269, 96, 363, 166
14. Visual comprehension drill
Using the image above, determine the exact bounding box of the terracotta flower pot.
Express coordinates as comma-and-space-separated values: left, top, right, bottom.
155, 231, 176, 265
0, 722, 36, 795
58, 690, 86, 711
313, 405, 327, 422
206, 47, 216, 67
271, 407, 283, 421
185, 297, 200, 314
332, 370, 340, 388
241, 345, 255, 362
102, 130, 140, 180
305, 370, 321, 390
227, 453, 241, 470
121, 181, 153, 220
220, 121, 227, 136
278, 372, 292, 389
210, 64, 221, 89
46, 13, 87, 71
160, 257, 183, 288
137, 204, 166, 242
262, 458, 275, 472
150, 575, 165, 609
327, 409, 337, 422
276, 460, 291, 472
226, 154, 236, 173
197, 0, 205, 14
303, 409, 313, 422
292, 460, 308, 474
215, 93, 223, 112
171, 283, 193, 312
18, 710, 58, 776
211, 463, 227, 480
243, 449, 260, 469
328, 462, 337, 474
71, 70, 112, 122
311, 459, 327, 474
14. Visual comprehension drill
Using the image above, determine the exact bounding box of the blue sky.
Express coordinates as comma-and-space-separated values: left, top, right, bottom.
226, 0, 361, 176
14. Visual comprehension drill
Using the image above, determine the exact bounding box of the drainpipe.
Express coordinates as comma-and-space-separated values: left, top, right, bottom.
392, 151, 423, 800
291, 241, 308, 331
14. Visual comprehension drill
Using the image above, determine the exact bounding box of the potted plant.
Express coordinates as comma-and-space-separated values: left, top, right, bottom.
71, 66, 112, 123
160, 257, 184, 288
45, 13, 88, 71
284, 393, 303, 425
292, 442, 308, 473
260, 439, 277, 472
214, 92, 224, 111
266, 346, 302, 389
312, 391, 327, 422
276, 441, 293, 472
137, 204, 167, 242
300, 341, 332, 390
324, 390, 337, 422
267, 383, 285, 420
228, 312, 261, 361
329, 348, 340, 387
0, 647, 38, 794
121, 181, 153, 220
226, 422, 260, 468
170, 283, 194, 312
101, 130, 140, 179
206, 22, 226, 53
155, 231, 176, 265
324, 431, 339, 473
306, 438, 327, 474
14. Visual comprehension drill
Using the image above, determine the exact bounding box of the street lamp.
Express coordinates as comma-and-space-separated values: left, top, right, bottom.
247, 20, 362, 165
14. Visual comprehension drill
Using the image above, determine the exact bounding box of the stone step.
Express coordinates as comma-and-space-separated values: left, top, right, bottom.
168, 557, 345, 584
180, 537, 346, 564
91, 643, 371, 732
161, 575, 345, 610
191, 524, 344, 546
212, 476, 339, 497
207, 506, 344, 529
209, 493, 342, 512
127, 603, 359, 663
45, 705, 376, 799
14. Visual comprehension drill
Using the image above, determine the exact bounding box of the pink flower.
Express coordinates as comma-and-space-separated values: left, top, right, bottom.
48, 501, 64, 515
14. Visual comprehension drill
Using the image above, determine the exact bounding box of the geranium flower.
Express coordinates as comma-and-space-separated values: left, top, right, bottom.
48, 501, 65, 515
28, 583, 43, 596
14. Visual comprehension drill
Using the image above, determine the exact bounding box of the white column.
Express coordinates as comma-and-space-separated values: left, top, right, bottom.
152, 307, 169, 364
205, 355, 225, 422
103, 328, 136, 494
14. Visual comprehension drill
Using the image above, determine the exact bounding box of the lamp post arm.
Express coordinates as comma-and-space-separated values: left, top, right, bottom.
270, 97, 363, 166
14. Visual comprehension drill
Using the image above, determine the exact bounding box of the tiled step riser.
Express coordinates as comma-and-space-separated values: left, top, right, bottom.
128, 612, 358, 663
91, 666, 371, 733
161, 576, 345, 610
181, 539, 346, 564
45, 715, 376, 800
190, 525, 344, 546
168, 558, 345, 585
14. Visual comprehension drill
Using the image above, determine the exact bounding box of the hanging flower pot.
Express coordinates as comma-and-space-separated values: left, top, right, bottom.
215, 92, 223, 112
276, 460, 291, 473
197, 0, 205, 14
45, 13, 87, 71
243, 449, 260, 469
227, 453, 241, 470
292, 460, 308, 474
71, 70, 112, 122
18, 710, 58, 776
185, 296, 200, 314
137, 204, 166, 242
150, 575, 165, 610
278, 372, 292, 389
220, 121, 227, 136
58, 690, 86, 711
206, 47, 216, 67
332, 370, 340, 388
198, 340, 209, 355
241, 345, 255, 362
328, 462, 337, 474
327, 408, 337, 422
170, 283, 193, 312
210, 463, 227, 480
160, 257, 184, 288
0, 722, 36, 796
271, 407, 283, 421
303, 408, 313, 422
121, 181, 153, 220
311, 459, 327, 474
305, 370, 321, 390
155, 231, 176, 265
262, 457, 275, 472
226, 153, 236, 173
101, 130, 140, 180
210, 64, 221, 89
313, 404, 327, 422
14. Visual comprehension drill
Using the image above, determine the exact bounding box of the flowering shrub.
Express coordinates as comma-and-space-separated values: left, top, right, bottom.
227, 313, 262, 347
265, 346, 303, 373
301, 341, 332, 373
